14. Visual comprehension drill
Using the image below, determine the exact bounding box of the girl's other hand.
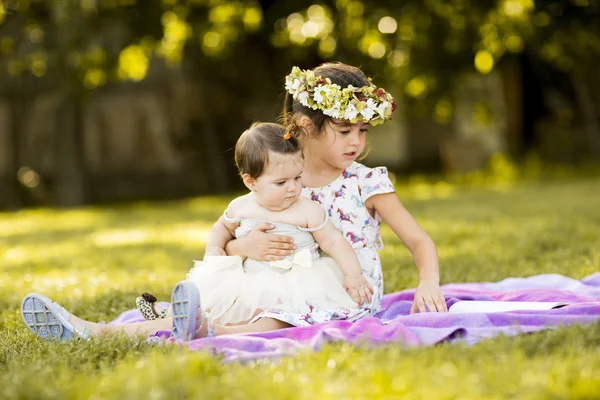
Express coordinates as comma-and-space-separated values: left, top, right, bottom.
344, 274, 374, 306
410, 279, 448, 314
242, 223, 296, 261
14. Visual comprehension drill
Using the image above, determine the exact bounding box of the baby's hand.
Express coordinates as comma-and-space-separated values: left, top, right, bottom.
344, 274, 374, 306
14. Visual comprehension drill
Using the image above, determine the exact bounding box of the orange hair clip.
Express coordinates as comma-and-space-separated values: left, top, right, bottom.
283, 131, 291, 140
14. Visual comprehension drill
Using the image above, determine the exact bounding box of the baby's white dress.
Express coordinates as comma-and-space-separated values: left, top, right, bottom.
186, 213, 358, 326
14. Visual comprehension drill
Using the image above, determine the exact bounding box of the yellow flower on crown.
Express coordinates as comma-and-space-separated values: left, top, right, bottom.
285, 66, 396, 126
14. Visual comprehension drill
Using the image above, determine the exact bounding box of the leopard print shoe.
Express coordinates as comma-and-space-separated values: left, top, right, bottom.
135, 293, 168, 320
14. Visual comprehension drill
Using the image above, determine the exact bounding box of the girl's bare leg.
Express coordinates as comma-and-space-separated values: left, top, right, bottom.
67, 313, 173, 337
77, 301, 290, 338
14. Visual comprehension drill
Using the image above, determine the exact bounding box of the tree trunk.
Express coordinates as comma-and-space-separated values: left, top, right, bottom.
195, 75, 231, 193
54, 94, 87, 207
571, 67, 600, 160
2, 98, 23, 209
501, 56, 524, 156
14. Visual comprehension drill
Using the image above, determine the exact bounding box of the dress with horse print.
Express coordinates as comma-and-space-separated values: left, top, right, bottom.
253, 162, 395, 326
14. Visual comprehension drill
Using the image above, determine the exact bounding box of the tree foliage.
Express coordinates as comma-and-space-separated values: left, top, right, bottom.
1, 1, 598, 100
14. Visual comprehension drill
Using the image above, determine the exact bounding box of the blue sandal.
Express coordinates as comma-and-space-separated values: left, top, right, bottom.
170, 281, 213, 340
21, 293, 90, 342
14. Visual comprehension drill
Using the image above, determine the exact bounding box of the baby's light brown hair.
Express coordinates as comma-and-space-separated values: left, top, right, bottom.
235, 122, 301, 179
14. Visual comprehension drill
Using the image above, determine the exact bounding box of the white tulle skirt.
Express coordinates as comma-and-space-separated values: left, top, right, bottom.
186, 255, 358, 326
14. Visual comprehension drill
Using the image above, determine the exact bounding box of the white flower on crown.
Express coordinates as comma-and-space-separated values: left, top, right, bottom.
323, 101, 342, 118
360, 98, 377, 120
298, 91, 310, 107
285, 78, 301, 94
377, 101, 390, 117
313, 85, 331, 105
344, 103, 358, 120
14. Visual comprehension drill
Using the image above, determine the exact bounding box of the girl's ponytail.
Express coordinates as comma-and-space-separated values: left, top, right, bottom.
282, 92, 294, 126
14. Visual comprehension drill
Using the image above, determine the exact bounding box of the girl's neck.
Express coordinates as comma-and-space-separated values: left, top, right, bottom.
302, 152, 344, 188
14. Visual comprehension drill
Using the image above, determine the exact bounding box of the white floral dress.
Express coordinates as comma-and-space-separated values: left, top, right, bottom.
256, 162, 396, 326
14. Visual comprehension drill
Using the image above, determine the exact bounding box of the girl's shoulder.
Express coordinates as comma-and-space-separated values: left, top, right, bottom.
348, 163, 395, 200
337, 162, 391, 187
349, 162, 389, 180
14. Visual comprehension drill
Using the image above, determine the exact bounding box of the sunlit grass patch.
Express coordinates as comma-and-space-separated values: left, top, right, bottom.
1, 178, 599, 398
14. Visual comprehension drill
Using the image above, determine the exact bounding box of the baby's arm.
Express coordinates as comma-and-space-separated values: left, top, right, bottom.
303, 202, 373, 306
366, 192, 447, 313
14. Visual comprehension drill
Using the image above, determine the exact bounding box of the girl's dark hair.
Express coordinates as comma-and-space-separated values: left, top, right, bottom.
282, 62, 370, 139
235, 122, 301, 178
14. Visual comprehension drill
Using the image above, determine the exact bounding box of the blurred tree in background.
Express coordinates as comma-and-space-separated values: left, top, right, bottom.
1, 0, 599, 208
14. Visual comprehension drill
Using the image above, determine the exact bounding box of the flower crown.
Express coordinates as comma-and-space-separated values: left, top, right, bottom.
285, 66, 396, 126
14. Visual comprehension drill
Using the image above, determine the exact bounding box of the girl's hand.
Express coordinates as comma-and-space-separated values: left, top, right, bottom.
344, 274, 374, 306
410, 279, 448, 313
233, 223, 296, 261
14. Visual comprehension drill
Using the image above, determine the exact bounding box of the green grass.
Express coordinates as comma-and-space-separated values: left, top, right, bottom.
1, 177, 600, 399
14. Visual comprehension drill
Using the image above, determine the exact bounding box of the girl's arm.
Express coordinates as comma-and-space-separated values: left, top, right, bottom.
204, 217, 239, 256
366, 192, 448, 313
224, 227, 296, 261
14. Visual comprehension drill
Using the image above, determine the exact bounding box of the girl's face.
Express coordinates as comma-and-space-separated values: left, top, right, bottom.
247, 151, 304, 211
307, 119, 369, 171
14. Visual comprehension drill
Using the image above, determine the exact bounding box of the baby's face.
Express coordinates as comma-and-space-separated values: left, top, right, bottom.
254, 151, 304, 212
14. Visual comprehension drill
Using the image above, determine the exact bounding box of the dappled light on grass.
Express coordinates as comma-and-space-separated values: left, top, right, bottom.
1, 178, 599, 398
1, 324, 598, 399
0, 208, 110, 238
3, 241, 85, 267
2, 222, 214, 269
0, 197, 229, 310
379, 178, 600, 291
396, 153, 600, 202
1, 268, 184, 304
90, 223, 213, 248
398, 177, 457, 201
395, 153, 522, 201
